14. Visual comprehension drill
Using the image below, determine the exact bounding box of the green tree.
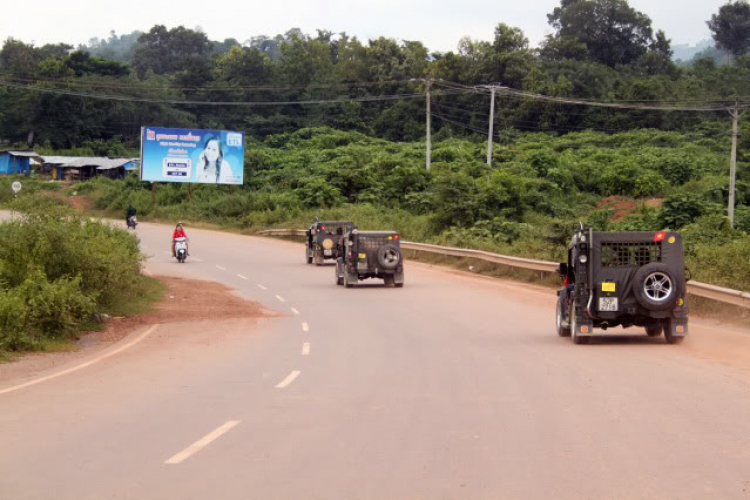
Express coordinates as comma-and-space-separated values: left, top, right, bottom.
132, 25, 212, 78
708, 1, 750, 58
544, 0, 656, 67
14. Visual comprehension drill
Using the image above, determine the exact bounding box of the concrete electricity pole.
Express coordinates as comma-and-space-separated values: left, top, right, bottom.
487, 86, 496, 166
728, 102, 744, 228
426, 78, 432, 171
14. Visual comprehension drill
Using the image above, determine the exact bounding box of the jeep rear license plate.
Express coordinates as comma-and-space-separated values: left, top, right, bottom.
324, 250, 332, 256
599, 297, 618, 312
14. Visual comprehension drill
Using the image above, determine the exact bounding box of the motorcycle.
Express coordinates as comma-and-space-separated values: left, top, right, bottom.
127, 215, 138, 230
174, 236, 188, 263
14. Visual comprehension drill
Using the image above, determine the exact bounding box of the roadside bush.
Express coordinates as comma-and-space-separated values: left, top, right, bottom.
688, 237, 750, 291
0, 200, 143, 353
0, 271, 96, 351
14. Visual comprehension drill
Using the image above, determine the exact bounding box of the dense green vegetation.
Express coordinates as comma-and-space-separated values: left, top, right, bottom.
2, 0, 750, 301
0, 196, 155, 356
73, 127, 750, 291
2, 1, 750, 147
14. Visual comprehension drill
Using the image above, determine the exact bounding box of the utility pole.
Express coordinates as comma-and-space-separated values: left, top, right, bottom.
425, 77, 432, 171
487, 86, 496, 166
728, 102, 743, 228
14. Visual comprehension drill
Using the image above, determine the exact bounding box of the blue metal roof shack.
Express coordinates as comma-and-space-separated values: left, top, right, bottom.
0, 151, 41, 175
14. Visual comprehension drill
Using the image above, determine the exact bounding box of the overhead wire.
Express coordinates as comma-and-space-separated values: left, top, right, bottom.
0, 72, 423, 92
0, 79, 472, 106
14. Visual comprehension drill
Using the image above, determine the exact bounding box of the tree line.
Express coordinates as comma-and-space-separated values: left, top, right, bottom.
2, 0, 750, 149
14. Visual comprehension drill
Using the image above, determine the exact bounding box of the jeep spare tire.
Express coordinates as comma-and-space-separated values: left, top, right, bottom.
377, 245, 401, 270
633, 263, 679, 311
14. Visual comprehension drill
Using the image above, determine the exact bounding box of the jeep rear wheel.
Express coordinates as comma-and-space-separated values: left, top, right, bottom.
570, 302, 590, 345
556, 298, 571, 337
314, 250, 324, 266
335, 262, 344, 286
645, 323, 663, 338
633, 263, 679, 311
344, 271, 355, 288
306, 247, 313, 264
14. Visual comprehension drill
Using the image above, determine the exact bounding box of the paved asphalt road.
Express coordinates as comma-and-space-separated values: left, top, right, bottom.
1, 219, 750, 499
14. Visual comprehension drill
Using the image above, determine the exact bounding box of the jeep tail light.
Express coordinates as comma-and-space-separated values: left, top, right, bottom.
320, 225, 327, 231
394, 235, 400, 240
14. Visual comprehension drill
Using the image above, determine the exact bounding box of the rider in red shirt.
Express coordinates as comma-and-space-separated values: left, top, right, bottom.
172, 222, 188, 257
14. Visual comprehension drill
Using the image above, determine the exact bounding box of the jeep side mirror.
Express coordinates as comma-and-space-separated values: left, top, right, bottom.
558, 263, 568, 276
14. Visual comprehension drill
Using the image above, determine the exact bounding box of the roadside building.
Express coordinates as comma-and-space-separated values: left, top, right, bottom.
42, 156, 139, 180
0, 150, 42, 175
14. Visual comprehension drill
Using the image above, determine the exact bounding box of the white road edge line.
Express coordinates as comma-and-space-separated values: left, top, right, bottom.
164, 421, 240, 465
302, 343, 310, 356
291, 308, 300, 315
301, 322, 309, 332
276, 370, 301, 388
257, 284, 267, 291
237, 274, 248, 280
276, 295, 286, 303
216, 265, 226, 271
0, 325, 159, 396
142, 268, 153, 276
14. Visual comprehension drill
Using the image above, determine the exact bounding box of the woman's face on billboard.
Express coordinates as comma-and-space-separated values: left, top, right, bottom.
205, 140, 220, 163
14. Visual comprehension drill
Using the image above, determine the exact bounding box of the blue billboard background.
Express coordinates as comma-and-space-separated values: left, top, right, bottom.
140, 126, 245, 185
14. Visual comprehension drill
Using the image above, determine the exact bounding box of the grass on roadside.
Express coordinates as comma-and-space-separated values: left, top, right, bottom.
1, 275, 165, 363
105, 275, 166, 317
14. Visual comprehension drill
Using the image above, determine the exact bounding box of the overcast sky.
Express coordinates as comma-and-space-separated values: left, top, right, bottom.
0, 0, 729, 52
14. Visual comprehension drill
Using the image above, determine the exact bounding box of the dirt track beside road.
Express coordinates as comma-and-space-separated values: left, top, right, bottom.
0, 276, 276, 383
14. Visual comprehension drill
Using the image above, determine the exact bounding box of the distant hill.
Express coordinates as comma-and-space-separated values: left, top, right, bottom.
672, 39, 714, 62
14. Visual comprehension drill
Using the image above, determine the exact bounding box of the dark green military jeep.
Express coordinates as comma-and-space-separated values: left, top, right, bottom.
305, 220, 356, 265
556, 226, 689, 344
335, 230, 405, 287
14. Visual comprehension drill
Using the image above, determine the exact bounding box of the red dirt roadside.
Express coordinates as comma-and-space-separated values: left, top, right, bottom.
0, 276, 277, 383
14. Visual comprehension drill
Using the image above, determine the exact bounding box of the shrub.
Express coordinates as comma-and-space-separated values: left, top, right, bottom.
0, 200, 143, 353
660, 193, 707, 229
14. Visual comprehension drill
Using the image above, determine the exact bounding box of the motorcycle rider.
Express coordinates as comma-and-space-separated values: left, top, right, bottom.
126, 204, 137, 227
172, 222, 189, 257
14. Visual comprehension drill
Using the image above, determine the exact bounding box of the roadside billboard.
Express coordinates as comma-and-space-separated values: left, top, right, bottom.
140, 126, 244, 185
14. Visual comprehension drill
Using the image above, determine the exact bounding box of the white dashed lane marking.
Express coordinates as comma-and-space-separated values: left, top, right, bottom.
237, 274, 248, 280
0, 325, 159, 396
164, 421, 240, 465
291, 308, 300, 315
276, 295, 286, 303
302, 343, 310, 356
275, 371, 301, 389
301, 322, 309, 332
257, 284, 267, 291
216, 265, 226, 271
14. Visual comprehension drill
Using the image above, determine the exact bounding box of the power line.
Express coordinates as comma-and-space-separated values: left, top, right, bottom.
0, 80, 471, 106
482, 88, 744, 112
433, 79, 750, 111
0, 72, 423, 92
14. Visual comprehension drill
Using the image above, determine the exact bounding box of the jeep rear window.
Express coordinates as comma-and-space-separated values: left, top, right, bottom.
601, 242, 661, 268
357, 236, 389, 249
319, 225, 344, 236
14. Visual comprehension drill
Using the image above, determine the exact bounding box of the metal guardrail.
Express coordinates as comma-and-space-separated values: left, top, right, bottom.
257, 229, 750, 309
